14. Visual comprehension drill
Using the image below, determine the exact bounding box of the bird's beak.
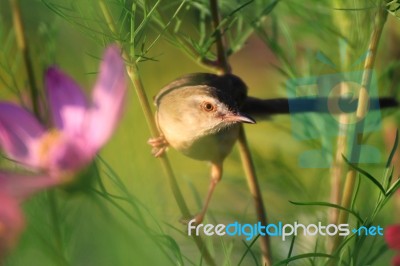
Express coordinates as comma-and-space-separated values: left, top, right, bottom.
223, 112, 256, 124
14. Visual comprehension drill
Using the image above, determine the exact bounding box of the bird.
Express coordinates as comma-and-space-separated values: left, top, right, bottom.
148, 72, 398, 224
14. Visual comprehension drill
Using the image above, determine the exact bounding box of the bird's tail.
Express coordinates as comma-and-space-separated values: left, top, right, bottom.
242, 97, 398, 117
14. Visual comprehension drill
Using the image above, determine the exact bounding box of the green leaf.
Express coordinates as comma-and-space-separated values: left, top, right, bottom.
386, 129, 399, 168
387, 0, 400, 18
365, 243, 389, 265
287, 235, 296, 259
226, 0, 254, 17
316, 50, 337, 69
238, 234, 260, 266
158, 235, 184, 266
254, 0, 280, 22
342, 155, 386, 195
289, 201, 364, 224
273, 253, 334, 266
386, 176, 400, 196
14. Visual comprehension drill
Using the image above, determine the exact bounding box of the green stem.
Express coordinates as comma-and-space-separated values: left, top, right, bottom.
209, 0, 230, 74
127, 65, 216, 266
47, 191, 69, 266
328, 0, 353, 248
10, 0, 41, 120
209, 0, 272, 265
126, 64, 190, 214
99, 2, 216, 265
237, 127, 272, 264
329, 5, 387, 262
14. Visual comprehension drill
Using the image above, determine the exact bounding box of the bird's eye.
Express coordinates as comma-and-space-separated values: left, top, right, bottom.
201, 101, 216, 112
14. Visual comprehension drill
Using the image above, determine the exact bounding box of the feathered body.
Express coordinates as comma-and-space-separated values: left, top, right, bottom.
154, 73, 252, 163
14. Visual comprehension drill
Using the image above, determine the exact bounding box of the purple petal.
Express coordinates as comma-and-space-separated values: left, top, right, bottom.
0, 171, 59, 201
0, 193, 24, 259
46, 137, 93, 174
85, 45, 127, 149
45, 67, 89, 135
0, 103, 45, 167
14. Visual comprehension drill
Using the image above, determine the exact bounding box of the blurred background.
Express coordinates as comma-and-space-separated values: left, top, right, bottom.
1, 0, 400, 265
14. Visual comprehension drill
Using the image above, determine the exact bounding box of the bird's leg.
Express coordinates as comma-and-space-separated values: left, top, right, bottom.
147, 135, 169, 157
193, 162, 223, 224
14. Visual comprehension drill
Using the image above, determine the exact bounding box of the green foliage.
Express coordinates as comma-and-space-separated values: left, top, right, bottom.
0, 19, 23, 99
387, 0, 400, 18
1, 0, 399, 265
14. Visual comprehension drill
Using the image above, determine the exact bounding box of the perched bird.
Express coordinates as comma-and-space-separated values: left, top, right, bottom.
148, 73, 253, 224
148, 73, 398, 224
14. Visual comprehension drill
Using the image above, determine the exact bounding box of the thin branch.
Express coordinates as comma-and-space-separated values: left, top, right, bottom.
237, 127, 272, 265
98, 2, 216, 265
328, 0, 353, 246
329, 5, 388, 262
208, 0, 272, 265
209, 0, 230, 74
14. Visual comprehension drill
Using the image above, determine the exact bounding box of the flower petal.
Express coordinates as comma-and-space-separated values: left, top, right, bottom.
393, 256, 400, 266
0, 171, 59, 201
0, 193, 24, 259
0, 102, 45, 167
45, 67, 89, 135
386, 225, 400, 250
47, 137, 92, 174
0, 171, 60, 258
85, 45, 127, 149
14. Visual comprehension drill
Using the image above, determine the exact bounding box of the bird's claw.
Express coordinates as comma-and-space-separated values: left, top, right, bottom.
147, 136, 169, 157
179, 213, 204, 226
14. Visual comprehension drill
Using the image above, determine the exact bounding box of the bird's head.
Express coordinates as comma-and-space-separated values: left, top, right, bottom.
156, 73, 255, 139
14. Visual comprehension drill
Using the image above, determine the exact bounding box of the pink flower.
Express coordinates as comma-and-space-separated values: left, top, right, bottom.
0, 45, 127, 178
0, 45, 127, 257
386, 225, 400, 266
0, 192, 23, 259
0, 171, 59, 259
393, 256, 400, 266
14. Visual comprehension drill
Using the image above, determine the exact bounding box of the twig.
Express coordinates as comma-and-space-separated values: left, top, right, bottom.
328, 2, 352, 247
329, 5, 387, 261
99, 2, 216, 265
237, 127, 272, 265
209, 0, 230, 74
208, 0, 272, 265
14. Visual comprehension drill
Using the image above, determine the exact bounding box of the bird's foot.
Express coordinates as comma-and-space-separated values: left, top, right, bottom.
147, 135, 169, 157
179, 213, 204, 226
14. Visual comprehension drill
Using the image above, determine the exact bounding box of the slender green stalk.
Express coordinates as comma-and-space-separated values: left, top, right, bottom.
328, 0, 353, 248
47, 190, 69, 266
10, 0, 41, 120
126, 45, 217, 266
237, 127, 272, 265
329, 5, 387, 261
208, 1, 272, 265
99, 2, 216, 265
126, 65, 191, 215
209, 0, 230, 74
